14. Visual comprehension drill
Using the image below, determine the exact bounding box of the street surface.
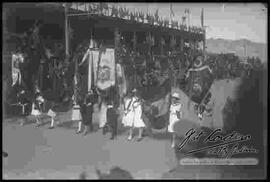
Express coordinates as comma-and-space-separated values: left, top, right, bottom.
2, 105, 265, 179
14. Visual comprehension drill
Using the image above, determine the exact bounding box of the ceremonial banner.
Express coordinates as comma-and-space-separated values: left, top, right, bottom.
87, 49, 99, 91
84, 48, 115, 91
96, 49, 115, 90
116, 63, 127, 97
11, 53, 23, 86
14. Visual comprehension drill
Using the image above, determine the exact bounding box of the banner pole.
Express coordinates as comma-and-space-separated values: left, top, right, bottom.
65, 3, 69, 59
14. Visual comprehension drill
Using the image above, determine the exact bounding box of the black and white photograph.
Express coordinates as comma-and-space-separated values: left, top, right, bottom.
2, 2, 268, 179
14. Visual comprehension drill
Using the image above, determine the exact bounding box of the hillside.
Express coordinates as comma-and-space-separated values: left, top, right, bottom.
206, 38, 267, 62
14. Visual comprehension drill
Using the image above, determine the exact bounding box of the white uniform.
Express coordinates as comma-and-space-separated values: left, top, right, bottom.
99, 102, 107, 128
31, 103, 41, 116
168, 102, 182, 133
122, 97, 133, 127
47, 109, 56, 118
122, 97, 145, 128
71, 104, 82, 121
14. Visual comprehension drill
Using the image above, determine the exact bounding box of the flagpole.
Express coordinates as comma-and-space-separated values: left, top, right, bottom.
201, 8, 206, 60
188, 9, 190, 30
170, 3, 173, 28
65, 3, 70, 61
170, 4, 171, 27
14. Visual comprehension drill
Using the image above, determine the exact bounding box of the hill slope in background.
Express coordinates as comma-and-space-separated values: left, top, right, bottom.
206, 38, 267, 62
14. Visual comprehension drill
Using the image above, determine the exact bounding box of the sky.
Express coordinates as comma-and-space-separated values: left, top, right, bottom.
116, 3, 267, 43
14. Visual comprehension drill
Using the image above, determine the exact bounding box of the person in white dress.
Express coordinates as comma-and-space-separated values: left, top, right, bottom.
99, 100, 108, 129
31, 94, 45, 127
121, 93, 133, 128
71, 94, 83, 134
122, 89, 145, 141
47, 101, 57, 129
168, 92, 182, 148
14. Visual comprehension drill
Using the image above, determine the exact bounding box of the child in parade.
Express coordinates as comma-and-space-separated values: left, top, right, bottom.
47, 102, 57, 129
122, 89, 145, 142
72, 94, 83, 134
32, 91, 45, 127
168, 92, 182, 148
17, 89, 31, 126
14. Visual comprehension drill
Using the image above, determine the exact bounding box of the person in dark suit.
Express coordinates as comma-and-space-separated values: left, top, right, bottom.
80, 89, 96, 135
104, 99, 118, 140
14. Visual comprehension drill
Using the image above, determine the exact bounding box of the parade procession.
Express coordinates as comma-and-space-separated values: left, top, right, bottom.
2, 3, 266, 180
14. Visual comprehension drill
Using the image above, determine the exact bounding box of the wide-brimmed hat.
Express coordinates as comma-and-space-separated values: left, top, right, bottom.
172, 92, 180, 99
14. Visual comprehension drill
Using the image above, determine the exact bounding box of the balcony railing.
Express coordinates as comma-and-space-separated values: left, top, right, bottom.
65, 3, 204, 34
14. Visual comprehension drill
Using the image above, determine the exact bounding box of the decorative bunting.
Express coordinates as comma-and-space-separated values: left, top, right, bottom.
164, 19, 169, 27
70, 3, 204, 33
154, 9, 159, 22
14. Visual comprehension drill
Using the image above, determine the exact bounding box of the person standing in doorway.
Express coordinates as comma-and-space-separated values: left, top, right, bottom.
168, 92, 182, 148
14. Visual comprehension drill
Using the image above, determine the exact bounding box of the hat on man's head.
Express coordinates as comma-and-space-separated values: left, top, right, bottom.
172, 92, 180, 99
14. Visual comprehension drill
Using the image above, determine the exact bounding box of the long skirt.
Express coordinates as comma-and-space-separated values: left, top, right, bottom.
31, 108, 41, 116
81, 105, 93, 126
99, 103, 107, 128
122, 106, 145, 128
71, 106, 82, 121
47, 109, 56, 118
168, 115, 179, 133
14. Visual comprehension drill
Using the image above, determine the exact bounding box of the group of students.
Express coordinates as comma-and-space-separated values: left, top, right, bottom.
23, 85, 183, 147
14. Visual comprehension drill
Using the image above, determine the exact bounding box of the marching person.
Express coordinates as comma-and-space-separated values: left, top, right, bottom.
168, 92, 182, 148
122, 89, 145, 142
47, 101, 57, 129
80, 89, 96, 136
104, 99, 118, 140
72, 94, 83, 134
16, 89, 31, 126
99, 99, 108, 131
72, 71, 84, 134
32, 90, 45, 127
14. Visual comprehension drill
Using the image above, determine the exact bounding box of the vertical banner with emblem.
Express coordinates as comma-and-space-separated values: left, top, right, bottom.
96, 49, 115, 90
86, 48, 116, 91
116, 63, 127, 97
11, 53, 23, 86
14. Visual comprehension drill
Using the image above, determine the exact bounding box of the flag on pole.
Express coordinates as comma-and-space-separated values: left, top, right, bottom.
184, 8, 190, 27
170, 3, 174, 27
222, 3, 225, 12
170, 4, 175, 17
201, 8, 204, 27
154, 9, 159, 25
